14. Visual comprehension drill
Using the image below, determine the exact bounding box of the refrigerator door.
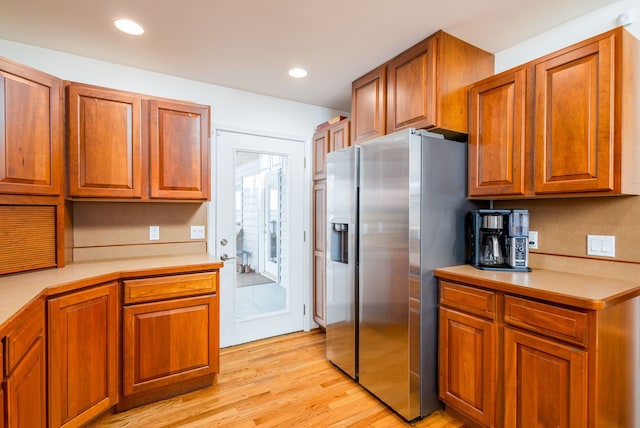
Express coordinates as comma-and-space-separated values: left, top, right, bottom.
358, 130, 418, 419
326, 146, 358, 379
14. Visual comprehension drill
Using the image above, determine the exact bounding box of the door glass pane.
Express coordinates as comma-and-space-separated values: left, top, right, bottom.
234, 150, 288, 320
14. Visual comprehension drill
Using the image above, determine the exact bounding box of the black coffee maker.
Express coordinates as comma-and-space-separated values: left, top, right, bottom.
467, 209, 531, 272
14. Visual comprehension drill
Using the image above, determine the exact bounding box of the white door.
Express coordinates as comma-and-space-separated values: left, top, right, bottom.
215, 129, 305, 347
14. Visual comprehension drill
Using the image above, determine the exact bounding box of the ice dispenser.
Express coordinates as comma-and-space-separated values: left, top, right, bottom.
330, 223, 349, 263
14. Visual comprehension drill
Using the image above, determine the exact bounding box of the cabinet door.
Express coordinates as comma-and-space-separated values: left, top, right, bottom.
313, 254, 326, 328
386, 37, 436, 134
534, 35, 614, 194
313, 181, 326, 254
148, 100, 210, 200
122, 294, 218, 396
67, 84, 142, 198
313, 181, 326, 327
0, 382, 5, 428
6, 339, 45, 428
0, 59, 62, 196
48, 282, 118, 428
329, 120, 350, 152
312, 130, 329, 180
439, 307, 496, 427
504, 328, 587, 428
468, 68, 528, 198
351, 65, 386, 145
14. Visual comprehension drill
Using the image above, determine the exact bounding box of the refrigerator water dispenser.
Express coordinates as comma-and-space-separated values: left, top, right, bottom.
330, 223, 349, 263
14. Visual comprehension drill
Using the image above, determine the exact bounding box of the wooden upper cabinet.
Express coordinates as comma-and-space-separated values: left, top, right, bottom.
148, 99, 210, 200
534, 34, 615, 195
67, 84, 142, 198
0, 58, 62, 196
312, 129, 329, 180
469, 27, 640, 199
66, 83, 211, 201
386, 31, 494, 140
329, 119, 350, 152
468, 68, 529, 198
351, 65, 386, 145
386, 37, 436, 134
313, 118, 351, 181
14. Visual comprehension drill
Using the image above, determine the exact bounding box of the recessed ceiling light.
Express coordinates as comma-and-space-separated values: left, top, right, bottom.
114, 18, 144, 36
288, 68, 308, 78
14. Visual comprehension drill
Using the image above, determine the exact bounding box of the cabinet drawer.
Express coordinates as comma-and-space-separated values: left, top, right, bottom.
439, 280, 495, 319
504, 296, 588, 346
3, 301, 43, 376
123, 272, 217, 304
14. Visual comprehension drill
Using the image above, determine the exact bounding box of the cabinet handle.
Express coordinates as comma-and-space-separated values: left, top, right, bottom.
3, 338, 8, 375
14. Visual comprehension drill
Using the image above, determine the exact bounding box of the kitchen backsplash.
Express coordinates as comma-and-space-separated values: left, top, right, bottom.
70, 202, 208, 262
495, 196, 640, 263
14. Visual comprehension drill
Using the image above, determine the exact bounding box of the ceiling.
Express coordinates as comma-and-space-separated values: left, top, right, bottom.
0, 0, 618, 111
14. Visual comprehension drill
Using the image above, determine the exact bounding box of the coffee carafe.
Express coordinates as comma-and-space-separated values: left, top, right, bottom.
479, 214, 504, 266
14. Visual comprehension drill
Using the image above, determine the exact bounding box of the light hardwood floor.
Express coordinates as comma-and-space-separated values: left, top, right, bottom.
94, 330, 463, 427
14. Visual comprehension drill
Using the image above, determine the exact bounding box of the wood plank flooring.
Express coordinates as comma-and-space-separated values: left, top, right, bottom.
93, 330, 463, 427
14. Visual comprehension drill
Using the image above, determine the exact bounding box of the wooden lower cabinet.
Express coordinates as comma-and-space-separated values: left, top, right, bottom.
0, 383, 5, 428
5, 339, 46, 428
312, 180, 326, 327
504, 328, 587, 428
438, 278, 638, 427
48, 282, 118, 428
1, 298, 45, 428
122, 295, 218, 400
119, 272, 220, 410
439, 308, 496, 427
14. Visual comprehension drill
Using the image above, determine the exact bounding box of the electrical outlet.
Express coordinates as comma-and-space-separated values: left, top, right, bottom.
190, 225, 205, 240
528, 231, 538, 250
587, 235, 615, 257
149, 225, 160, 241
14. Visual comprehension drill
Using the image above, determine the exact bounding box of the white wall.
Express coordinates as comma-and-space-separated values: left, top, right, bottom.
495, 0, 640, 72
0, 39, 345, 136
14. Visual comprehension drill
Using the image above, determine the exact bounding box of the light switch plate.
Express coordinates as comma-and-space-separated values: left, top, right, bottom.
587, 235, 615, 257
149, 225, 160, 241
190, 225, 205, 240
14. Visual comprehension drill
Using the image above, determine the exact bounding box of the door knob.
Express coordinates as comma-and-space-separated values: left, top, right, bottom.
220, 253, 236, 261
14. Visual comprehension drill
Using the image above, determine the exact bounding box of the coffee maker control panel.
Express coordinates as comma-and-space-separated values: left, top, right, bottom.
510, 236, 529, 268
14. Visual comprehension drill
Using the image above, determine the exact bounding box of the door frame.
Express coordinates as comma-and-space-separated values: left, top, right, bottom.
209, 124, 313, 340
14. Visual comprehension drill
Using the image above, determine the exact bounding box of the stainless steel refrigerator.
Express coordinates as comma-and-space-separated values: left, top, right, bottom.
325, 128, 474, 421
